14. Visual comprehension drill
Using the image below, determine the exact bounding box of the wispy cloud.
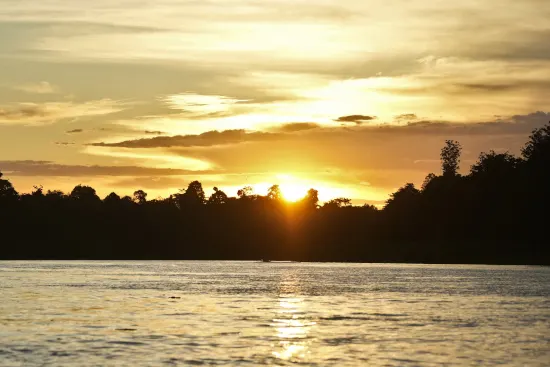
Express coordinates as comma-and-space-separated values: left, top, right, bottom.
0, 99, 125, 125
161, 93, 248, 112
14, 81, 57, 94
89, 129, 283, 148
83, 146, 212, 171
0, 160, 211, 177
89, 113, 550, 151
80, 112, 549, 194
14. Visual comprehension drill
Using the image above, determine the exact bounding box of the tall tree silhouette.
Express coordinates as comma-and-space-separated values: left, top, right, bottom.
441, 140, 462, 176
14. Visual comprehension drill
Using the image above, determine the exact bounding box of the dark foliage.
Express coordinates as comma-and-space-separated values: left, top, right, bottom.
1, 123, 549, 264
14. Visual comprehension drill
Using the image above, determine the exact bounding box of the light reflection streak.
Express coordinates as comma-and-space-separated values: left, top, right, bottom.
271, 271, 315, 362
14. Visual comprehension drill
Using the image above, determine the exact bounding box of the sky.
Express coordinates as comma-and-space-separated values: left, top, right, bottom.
0, 0, 549, 204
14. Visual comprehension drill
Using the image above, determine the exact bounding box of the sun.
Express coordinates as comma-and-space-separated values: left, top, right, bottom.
274, 174, 309, 202
248, 173, 355, 204
280, 183, 309, 202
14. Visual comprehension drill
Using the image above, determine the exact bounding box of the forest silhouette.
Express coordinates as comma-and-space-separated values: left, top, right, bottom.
1, 122, 549, 264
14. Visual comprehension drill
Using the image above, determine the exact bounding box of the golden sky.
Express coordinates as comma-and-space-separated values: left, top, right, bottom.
1, 0, 549, 204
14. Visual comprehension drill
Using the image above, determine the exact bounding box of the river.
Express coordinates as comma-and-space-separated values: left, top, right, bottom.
1, 261, 549, 366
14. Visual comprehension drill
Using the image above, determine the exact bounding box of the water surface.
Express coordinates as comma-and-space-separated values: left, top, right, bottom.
1, 261, 549, 366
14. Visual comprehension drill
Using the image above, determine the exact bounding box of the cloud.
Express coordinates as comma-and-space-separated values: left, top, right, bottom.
509, 111, 550, 125
54, 142, 75, 146
150, 113, 549, 186
144, 130, 165, 135
161, 93, 248, 112
66, 128, 84, 134
153, 93, 260, 122
395, 114, 418, 121
273, 122, 321, 132
453, 83, 518, 92
0, 160, 212, 177
335, 115, 377, 124
0, 99, 125, 125
5, 112, 548, 201
88, 113, 550, 153
14, 81, 57, 94
89, 129, 284, 148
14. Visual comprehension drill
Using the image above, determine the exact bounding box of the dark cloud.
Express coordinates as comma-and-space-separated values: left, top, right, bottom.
66, 125, 166, 138
273, 123, 321, 132
89, 129, 284, 148
0, 104, 51, 121
335, 115, 377, 124
0, 100, 122, 125
454, 83, 518, 92
401, 115, 549, 136
0, 160, 211, 177
156, 112, 549, 185
55, 142, 75, 146
95, 127, 163, 135
395, 114, 418, 121
87, 112, 550, 152
509, 111, 550, 125
380, 79, 550, 98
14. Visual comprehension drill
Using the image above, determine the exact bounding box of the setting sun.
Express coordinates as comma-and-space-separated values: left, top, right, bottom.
280, 183, 309, 202
274, 174, 305, 202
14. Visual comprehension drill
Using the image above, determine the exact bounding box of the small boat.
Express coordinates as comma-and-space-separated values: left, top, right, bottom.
261, 259, 271, 263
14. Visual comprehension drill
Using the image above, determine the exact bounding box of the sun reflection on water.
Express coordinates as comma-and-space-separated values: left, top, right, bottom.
271, 272, 316, 362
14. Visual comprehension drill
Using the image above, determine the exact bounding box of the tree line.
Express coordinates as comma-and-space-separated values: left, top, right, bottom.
1, 123, 549, 264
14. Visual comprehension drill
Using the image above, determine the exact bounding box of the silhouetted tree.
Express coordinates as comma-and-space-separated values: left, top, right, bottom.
421, 173, 437, 191
208, 187, 228, 205
175, 181, 206, 207
133, 190, 148, 205
522, 122, 550, 163
237, 186, 253, 199
0, 171, 19, 200
267, 184, 283, 201
44, 190, 65, 205
470, 151, 520, 177
104, 192, 121, 205
301, 188, 319, 209
385, 183, 420, 211
1, 128, 549, 265
441, 140, 462, 176
322, 197, 352, 209
46, 190, 65, 198
31, 185, 44, 197
70, 185, 100, 202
